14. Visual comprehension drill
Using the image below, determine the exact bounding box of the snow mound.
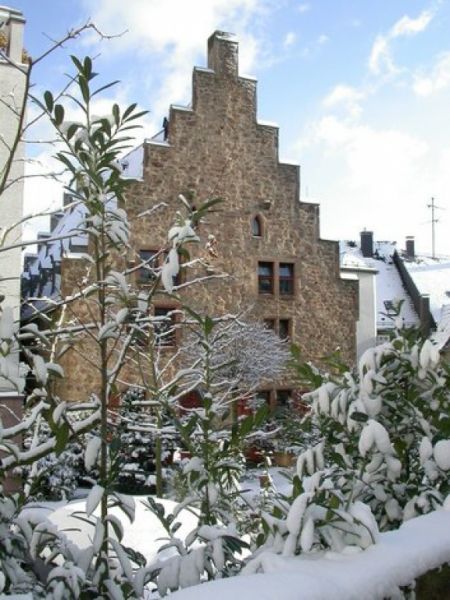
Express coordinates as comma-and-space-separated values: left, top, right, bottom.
170, 509, 450, 600
49, 496, 197, 564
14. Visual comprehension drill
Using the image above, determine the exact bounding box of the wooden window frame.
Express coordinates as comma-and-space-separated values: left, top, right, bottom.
279, 262, 295, 296
258, 261, 274, 295
263, 317, 292, 340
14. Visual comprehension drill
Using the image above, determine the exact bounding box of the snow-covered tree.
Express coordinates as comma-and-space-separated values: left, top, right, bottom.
140, 313, 277, 595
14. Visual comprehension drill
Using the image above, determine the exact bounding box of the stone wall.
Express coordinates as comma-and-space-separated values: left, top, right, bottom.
58, 31, 358, 403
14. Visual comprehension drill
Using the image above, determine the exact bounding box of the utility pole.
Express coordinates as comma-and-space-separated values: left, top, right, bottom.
427, 197, 444, 259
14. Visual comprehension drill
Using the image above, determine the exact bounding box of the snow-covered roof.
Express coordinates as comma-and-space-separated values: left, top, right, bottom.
431, 304, 450, 351
402, 255, 450, 323
22, 199, 87, 315
340, 240, 419, 330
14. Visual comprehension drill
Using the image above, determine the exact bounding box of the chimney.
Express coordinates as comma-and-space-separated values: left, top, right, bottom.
405, 236, 415, 260
0, 6, 25, 63
207, 31, 238, 78
360, 230, 373, 258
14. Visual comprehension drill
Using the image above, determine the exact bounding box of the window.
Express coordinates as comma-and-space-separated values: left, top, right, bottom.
383, 300, 398, 315
278, 319, 290, 340
258, 262, 274, 294
252, 215, 262, 237
279, 263, 294, 295
255, 390, 271, 407
138, 250, 158, 284
264, 318, 291, 339
264, 318, 275, 330
153, 307, 176, 347
276, 389, 292, 406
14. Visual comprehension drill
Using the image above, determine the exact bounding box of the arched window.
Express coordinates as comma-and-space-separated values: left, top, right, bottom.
252, 215, 262, 237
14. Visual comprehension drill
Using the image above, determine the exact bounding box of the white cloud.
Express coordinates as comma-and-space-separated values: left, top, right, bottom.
322, 85, 365, 118
297, 112, 450, 254
368, 35, 396, 76
391, 10, 433, 37
413, 52, 450, 96
283, 31, 297, 49
368, 9, 434, 76
317, 34, 329, 45
83, 0, 271, 119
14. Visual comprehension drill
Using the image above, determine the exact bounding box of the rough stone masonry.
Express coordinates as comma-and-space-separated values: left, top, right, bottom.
59, 31, 358, 404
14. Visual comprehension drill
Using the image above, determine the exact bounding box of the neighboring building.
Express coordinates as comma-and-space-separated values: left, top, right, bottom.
24, 31, 359, 405
0, 5, 26, 489
340, 230, 450, 357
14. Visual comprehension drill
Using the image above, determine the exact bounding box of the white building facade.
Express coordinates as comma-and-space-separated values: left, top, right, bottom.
0, 6, 26, 449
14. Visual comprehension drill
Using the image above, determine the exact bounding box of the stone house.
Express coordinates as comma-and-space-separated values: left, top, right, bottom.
24, 31, 359, 407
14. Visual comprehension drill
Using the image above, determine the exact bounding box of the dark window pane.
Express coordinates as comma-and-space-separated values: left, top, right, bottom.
264, 318, 275, 330
139, 250, 158, 283
279, 319, 290, 340
276, 389, 291, 406
252, 216, 262, 237
258, 262, 274, 294
279, 263, 294, 295
154, 307, 175, 346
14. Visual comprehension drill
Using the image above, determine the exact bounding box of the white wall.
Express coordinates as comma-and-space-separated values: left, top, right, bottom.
355, 270, 377, 358
0, 7, 26, 393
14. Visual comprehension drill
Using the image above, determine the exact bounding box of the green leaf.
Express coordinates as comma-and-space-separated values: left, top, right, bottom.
254, 404, 268, 427
91, 80, 120, 98
239, 414, 254, 438
204, 316, 214, 336
54, 104, 65, 127
79, 76, 90, 104
112, 103, 120, 126
70, 55, 84, 73
122, 103, 137, 120
44, 90, 54, 112
349, 410, 368, 423
54, 423, 70, 456
83, 56, 93, 79
66, 123, 79, 140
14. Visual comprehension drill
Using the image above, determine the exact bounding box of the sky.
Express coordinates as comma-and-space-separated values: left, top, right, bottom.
10, 0, 450, 256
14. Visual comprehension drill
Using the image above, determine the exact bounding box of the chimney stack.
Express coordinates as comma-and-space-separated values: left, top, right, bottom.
360, 230, 373, 258
207, 31, 238, 78
405, 236, 415, 260
0, 6, 25, 63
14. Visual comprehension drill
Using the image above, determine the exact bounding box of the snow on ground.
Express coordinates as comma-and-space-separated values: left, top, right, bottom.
47, 496, 197, 564
171, 508, 450, 600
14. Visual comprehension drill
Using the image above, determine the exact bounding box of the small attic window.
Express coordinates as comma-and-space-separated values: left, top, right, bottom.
252, 215, 262, 237
384, 300, 398, 314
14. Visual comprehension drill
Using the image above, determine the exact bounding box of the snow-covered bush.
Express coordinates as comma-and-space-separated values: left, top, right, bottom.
255, 326, 450, 563
21, 416, 84, 501
114, 387, 158, 494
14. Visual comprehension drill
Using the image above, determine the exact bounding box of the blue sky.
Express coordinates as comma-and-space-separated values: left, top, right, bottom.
13, 0, 450, 255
